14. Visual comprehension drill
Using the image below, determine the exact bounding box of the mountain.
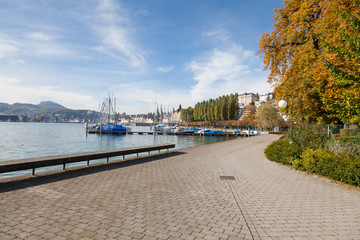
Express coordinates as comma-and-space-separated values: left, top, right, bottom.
38, 101, 67, 109
0, 101, 97, 123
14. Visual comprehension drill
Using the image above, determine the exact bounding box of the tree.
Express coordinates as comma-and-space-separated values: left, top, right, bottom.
214, 99, 221, 120
241, 104, 257, 126
228, 94, 236, 120
220, 96, 228, 120
258, 0, 340, 123
256, 100, 285, 130
181, 107, 194, 122
322, 0, 360, 125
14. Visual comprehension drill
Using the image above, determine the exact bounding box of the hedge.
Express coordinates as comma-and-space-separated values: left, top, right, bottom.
339, 136, 360, 144
298, 149, 360, 186
340, 129, 360, 136
265, 138, 360, 187
264, 138, 303, 165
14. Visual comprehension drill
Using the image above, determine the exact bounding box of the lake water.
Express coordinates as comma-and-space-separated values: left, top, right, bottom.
0, 122, 235, 179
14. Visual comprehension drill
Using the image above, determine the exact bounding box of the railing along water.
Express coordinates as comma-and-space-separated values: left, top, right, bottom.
0, 144, 175, 176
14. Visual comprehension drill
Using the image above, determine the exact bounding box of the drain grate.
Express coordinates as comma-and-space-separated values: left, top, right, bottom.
220, 176, 236, 180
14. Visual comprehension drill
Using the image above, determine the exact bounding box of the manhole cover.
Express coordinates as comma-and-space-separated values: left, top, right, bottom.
220, 176, 236, 180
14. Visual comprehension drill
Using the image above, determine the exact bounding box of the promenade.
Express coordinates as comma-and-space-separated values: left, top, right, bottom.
1, 134, 360, 240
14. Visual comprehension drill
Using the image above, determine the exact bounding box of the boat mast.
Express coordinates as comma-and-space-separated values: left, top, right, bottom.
108, 93, 111, 124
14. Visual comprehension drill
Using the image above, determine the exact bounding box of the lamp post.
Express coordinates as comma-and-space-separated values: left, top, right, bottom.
278, 95, 293, 142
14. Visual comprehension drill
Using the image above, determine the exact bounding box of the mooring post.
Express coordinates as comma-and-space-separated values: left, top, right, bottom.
63, 163, 66, 170
32, 168, 35, 175
107, 157, 109, 163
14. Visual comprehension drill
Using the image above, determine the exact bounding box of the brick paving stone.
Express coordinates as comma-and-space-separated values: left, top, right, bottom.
1, 135, 360, 239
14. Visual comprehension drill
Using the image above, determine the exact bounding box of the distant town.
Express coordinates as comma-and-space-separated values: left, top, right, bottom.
0, 92, 274, 124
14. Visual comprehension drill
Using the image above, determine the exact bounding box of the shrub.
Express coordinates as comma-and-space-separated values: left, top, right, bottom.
264, 138, 303, 165
268, 131, 284, 134
329, 135, 360, 158
299, 149, 360, 186
340, 136, 360, 144
289, 123, 329, 150
340, 128, 360, 136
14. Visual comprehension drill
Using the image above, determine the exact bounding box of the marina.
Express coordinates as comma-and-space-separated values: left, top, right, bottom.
87, 128, 256, 137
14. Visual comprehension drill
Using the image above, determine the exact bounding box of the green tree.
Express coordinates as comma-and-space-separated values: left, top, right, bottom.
220, 96, 228, 120
256, 100, 284, 130
228, 94, 236, 120
214, 99, 221, 120
181, 107, 194, 122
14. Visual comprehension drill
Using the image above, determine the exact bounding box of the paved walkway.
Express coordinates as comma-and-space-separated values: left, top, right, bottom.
1, 135, 360, 240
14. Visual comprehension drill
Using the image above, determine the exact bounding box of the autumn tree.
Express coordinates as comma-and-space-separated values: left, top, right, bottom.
322, 0, 360, 125
242, 104, 257, 126
258, 0, 360, 124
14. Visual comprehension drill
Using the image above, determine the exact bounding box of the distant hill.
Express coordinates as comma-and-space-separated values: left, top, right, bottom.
0, 101, 97, 123
38, 101, 67, 109
1, 101, 67, 113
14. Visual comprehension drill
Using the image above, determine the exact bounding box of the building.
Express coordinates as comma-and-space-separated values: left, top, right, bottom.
170, 105, 182, 123
238, 93, 259, 106
255, 93, 275, 107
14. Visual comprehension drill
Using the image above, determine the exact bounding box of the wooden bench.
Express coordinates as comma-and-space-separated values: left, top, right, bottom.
0, 144, 175, 175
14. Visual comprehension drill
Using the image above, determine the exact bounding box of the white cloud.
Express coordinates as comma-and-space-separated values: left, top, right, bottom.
27, 32, 54, 41
0, 31, 72, 59
203, 29, 232, 43
93, 0, 146, 68
110, 83, 190, 114
29, 40, 72, 57
0, 76, 98, 109
157, 66, 174, 73
25, 31, 73, 57
187, 45, 272, 102
0, 34, 21, 58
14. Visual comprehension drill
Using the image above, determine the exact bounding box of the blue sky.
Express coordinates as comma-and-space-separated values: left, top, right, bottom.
0, 0, 283, 114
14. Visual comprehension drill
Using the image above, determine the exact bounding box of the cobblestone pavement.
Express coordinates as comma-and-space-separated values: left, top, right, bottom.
1, 135, 360, 240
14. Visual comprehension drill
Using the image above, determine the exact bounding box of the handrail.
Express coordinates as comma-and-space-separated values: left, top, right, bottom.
0, 143, 175, 175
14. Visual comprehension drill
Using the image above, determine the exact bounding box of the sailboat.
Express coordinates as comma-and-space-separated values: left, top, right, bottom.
87, 94, 128, 134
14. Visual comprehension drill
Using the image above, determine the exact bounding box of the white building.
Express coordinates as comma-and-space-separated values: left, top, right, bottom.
255, 93, 275, 107
170, 105, 182, 123
238, 93, 259, 105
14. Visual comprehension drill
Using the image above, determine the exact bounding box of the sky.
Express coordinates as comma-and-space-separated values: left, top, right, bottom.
0, 0, 283, 114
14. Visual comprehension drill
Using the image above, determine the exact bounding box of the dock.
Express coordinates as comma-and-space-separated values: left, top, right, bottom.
87, 130, 256, 137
